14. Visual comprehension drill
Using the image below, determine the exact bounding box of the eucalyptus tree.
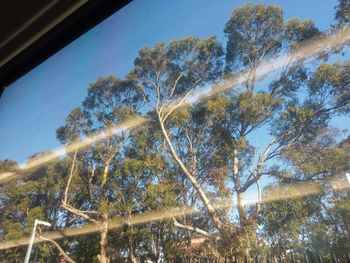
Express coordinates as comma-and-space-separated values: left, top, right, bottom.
128, 36, 226, 238
125, 123, 185, 261
0, 158, 72, 262
213, 3, 325, 227
336, 0, 350, 24
308, 61, 350, 115
260, 129, 350, 257
109, 124, 179, 262
2, 2, 349, 261
126, 4, 339, 258
56, 76, 142, 263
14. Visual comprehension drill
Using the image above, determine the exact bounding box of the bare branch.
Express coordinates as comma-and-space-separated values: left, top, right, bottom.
184, 128, 197, 176
137, 86, 153, 108
172, 217, 210, 237
161, 89, 192, 123
169, 73, 183, 98
38, 234, 76, 263
88, 167, 95, 200
61, 203, 99, 225
259, 136, 279, 163
62, 150, 99, 225
241, 137, 278, 192
161, 78, 202, 124
63, 151, 78, 205
157, 113, 224, 230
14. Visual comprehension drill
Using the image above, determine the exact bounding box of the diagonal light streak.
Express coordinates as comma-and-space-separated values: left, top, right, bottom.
0, 117, 146, 184
0, 26, 350, 184
185, 26, 350, 105
1, 175, 349, 251
236, 174, 350, 207
0, 205, 194, 250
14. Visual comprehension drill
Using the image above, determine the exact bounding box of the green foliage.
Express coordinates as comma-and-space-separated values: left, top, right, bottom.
224, 4, 284, 70
1, 2, 350, 261
308, 61, 350, 113
284, 18, 320, 47
130, 36, 224, 106
0, 159, 69, 261
261, 187, 314, 250
336, 0, 350, 24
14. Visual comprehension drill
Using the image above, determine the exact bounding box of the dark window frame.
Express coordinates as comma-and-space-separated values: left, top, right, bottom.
0, 0, 131, 97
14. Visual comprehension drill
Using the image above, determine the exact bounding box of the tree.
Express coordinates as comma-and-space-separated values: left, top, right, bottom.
0, 158, 72, 262
127, 4, 346, 259
56, 76, 142, 263
1, 2, 350, 261
129, 36, 226, 235
261, 128, 350, 258
260, 189, 315, 258
212, 3, 321, 230
336, 0, 350, 24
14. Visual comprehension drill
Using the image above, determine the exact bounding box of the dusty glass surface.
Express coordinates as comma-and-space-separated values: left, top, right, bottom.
0, 0, 350, 262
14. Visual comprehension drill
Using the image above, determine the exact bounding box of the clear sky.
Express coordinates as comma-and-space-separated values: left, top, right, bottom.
0, 0, 341, 163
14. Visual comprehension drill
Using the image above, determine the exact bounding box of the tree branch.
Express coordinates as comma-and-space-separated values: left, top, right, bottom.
169, 73, 183, 99
38, 234, 76, 263
241, 137, 278, 193
61, 203, 99, 225
161, 78, 202, 124
172, 217, 210, 237
63, 151, 78, 205
157, 113, 224, 231
62, 150, 100, 225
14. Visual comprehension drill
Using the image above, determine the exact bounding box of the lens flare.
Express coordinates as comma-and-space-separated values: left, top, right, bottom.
0, 205, 194, 250
1, 26, 350, 184
1, 24, 350, 253
0, 117, 146, 184
1, 174, 349, 251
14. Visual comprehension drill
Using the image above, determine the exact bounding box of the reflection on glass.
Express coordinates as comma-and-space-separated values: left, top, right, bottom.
0, 0, 350, 262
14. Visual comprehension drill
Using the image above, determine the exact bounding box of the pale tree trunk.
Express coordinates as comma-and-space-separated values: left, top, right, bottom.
126, 212, 138, 263
97, 163, 111, 263
233, 149, 239, 178
62, 150, 99, 224
236, 137, 278, 224
251, 162, 263, 218
97, 218, 109, 263
62, 148, 120, 263
128, 235, 138, 263
139, 75, 221, 235
232, 149, 247, 224
236, 191, 246, 224
151, 229, 161, 263
158, 113, 224, 232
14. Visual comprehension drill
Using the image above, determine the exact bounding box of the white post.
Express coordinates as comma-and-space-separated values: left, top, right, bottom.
24, 219, 38, 263
24, 219, 51, 263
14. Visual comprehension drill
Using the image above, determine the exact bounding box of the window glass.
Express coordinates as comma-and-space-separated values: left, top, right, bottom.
0, 0, 350, 262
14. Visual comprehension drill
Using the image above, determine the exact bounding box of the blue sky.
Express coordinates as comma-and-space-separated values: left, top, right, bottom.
0, 0, 341, 163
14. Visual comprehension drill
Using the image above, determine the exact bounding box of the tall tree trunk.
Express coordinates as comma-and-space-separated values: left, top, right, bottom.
128, 237, 138, 263
98, 163, 110, 263
232, 149, 246, 224
158, 114, 224, 232
233, 149, 239, 180
151, 229, 161, 263
237, 191, 246, 224
98, 219, 109, 263
127, 212, 138, 263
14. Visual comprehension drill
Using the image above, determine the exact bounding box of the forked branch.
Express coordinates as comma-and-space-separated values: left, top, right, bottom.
38, 234, 76, 263
62, 150, 99, 225
172, 217, 210, 237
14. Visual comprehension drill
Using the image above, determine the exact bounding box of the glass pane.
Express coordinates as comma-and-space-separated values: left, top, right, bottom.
1, 0, 350, 262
